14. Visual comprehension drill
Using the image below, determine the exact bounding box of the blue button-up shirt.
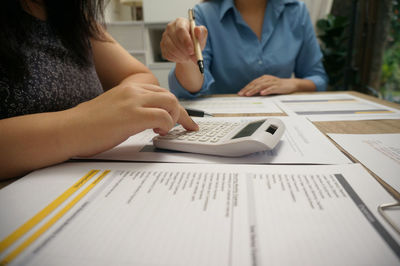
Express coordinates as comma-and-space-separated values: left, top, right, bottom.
169, 0, 328, 99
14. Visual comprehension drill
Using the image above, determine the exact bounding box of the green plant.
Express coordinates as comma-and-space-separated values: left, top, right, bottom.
389, 0, 400, 43
317, 14, 349, 90
380, 0, 400, 102
381, 42, 400, 85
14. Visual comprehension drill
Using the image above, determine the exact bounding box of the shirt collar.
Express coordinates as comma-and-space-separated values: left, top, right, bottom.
219, 0, 298, 21
280, 0, 298, 4
219, 0, 235, 21
269, 0, 298, 18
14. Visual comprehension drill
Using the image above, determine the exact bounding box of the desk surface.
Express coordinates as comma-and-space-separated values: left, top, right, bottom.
2, 91, 400, 192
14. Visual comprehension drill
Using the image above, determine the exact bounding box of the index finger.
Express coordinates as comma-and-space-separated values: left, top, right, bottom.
175, 18, 194, 54
194, 26, 208, 50
238, 80, 256, 96
177, 106, 199, 131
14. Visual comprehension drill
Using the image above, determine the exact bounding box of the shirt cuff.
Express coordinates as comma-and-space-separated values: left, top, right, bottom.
304, 75, 328, 91
168, 67, 214, 99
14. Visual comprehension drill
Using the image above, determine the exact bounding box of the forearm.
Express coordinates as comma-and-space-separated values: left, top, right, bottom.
91, 31, 159, 90
175, 61, 204, 93
293, 78, 316, 92
119, 72, 159, 87
0, 110, 81, 179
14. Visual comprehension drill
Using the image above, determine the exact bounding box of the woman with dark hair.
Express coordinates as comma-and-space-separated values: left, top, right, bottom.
0, 0, 198, 179
161, 0, 328, 99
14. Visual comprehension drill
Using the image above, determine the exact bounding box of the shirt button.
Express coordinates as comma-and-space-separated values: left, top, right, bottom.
258, 60, 262, 64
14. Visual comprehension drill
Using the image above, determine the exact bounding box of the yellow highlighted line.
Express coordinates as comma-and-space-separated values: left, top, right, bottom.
0, 170, 99, 254
355, 111, 394, 114
1, 170, 110, 265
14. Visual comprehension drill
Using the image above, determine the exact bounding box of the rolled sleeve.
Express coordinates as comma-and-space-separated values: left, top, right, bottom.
294, 3, 328, 91
168, 66, 215, 99
168, 5, 216, 99
305, 75, 328, 92
302, 61, 329, 91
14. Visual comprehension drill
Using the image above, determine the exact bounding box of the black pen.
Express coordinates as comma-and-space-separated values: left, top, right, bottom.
185, 108, 213, 117
188, 8, 204, 74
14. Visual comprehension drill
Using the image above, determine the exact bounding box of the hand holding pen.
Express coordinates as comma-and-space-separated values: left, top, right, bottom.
160, 11, 207, 72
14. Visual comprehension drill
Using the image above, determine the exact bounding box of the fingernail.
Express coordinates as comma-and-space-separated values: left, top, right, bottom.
200, 28, 205, 38
191, 118, 200, 130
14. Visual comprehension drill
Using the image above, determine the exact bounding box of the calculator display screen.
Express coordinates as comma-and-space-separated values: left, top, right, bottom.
232, 120, 265, 139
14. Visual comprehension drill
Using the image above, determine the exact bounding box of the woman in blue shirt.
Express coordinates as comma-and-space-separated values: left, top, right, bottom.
161, 0, 328, 99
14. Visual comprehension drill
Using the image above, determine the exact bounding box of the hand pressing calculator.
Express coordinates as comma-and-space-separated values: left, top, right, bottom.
153, 118, 285, 157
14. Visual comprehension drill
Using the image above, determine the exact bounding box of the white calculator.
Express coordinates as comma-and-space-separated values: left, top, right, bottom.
153, 118, 285, 157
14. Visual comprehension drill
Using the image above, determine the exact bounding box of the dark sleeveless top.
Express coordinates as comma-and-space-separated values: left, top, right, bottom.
0, 14, 103, 119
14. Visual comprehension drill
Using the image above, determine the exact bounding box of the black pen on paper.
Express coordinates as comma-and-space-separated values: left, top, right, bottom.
185, 108, 213, 117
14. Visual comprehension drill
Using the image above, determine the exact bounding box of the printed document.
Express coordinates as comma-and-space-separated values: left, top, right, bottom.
0, 162, 399, 265
307, 113, 400, 122
329, 133, 400, 191
87, 117, 351, 165
179, 96, 283, 114
274, 93, 400, 121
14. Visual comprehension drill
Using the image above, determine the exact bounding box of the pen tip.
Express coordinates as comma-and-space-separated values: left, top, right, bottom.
198, 60, 204, 74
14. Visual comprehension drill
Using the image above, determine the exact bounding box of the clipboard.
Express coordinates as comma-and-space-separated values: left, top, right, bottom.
374, 175, 400, 235
378, 202, 400, 235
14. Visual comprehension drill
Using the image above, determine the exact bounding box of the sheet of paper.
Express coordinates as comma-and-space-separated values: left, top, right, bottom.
0, 162, 399, 265
328, 133, 400, 192
179, 96, 283, 114
274, 93, 400, 121
86, 116, 351, 165
307, 113, 400, 122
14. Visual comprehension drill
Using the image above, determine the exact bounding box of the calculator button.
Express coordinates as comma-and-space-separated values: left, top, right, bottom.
160, 121, 241, 144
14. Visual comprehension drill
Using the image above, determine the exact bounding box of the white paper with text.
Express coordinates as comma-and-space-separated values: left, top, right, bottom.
0, 163, 399, 265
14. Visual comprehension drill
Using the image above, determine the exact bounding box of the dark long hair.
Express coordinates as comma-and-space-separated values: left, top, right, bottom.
0, 0, 106, 82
